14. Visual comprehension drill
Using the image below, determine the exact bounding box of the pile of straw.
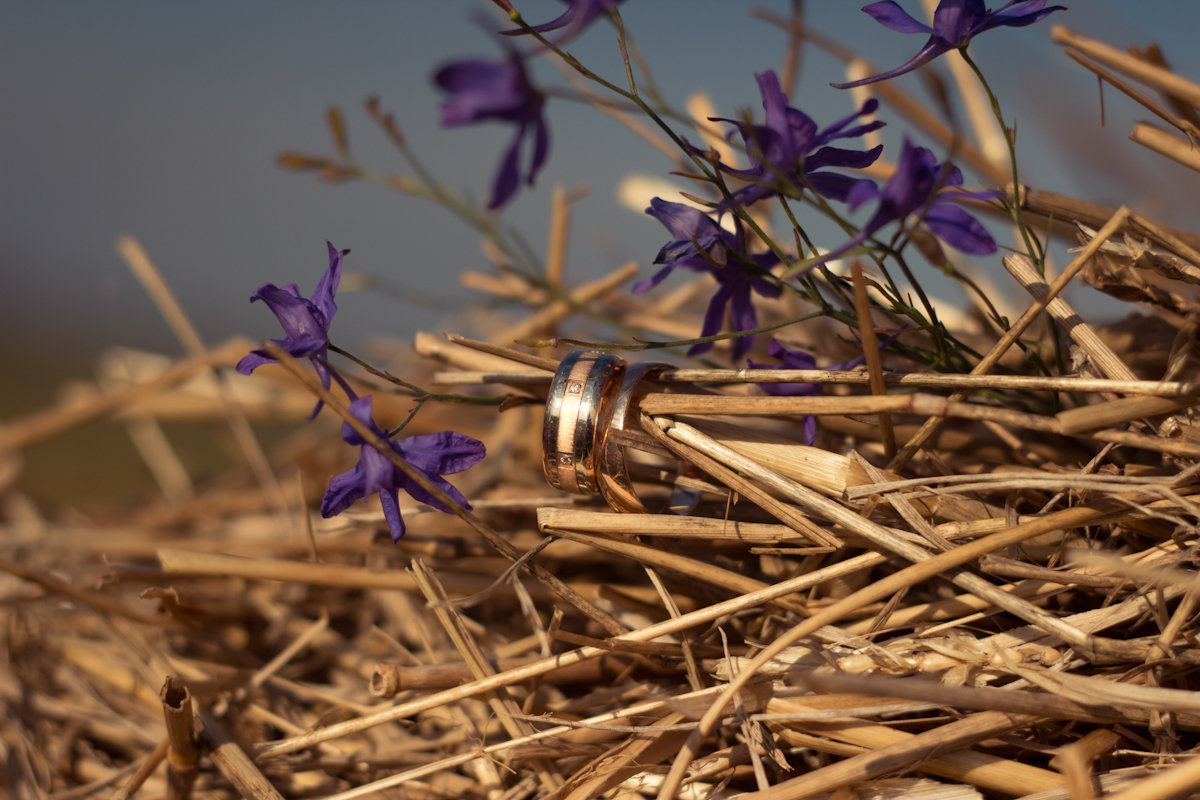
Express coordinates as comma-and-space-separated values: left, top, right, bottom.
4, 24, 1200, 800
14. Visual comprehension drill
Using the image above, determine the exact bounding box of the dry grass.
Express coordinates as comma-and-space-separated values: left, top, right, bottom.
5, 23, 1200, 800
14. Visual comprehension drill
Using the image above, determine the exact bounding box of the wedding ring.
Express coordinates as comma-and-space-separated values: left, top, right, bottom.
542, 350, 625, 494
597, 362, 675, 513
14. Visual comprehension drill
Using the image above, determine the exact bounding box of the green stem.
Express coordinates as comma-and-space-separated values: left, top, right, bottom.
328, 344, 503, 407
531, 309, 829, 353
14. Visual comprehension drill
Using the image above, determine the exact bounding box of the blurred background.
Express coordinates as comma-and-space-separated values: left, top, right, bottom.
5, 0, 1200, 503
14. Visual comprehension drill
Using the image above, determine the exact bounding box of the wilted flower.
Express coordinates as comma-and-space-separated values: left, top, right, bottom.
821, 138, 997, 264
502, 0, 628, 45
237, 241, 351, 412
434, 55, 549, 208
833, 0, 1066, 88
320, 396, 486, 542
636, 198, 781, 359
706, 70, 884, 207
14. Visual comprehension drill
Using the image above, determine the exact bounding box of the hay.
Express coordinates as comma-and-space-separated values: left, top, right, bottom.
5, 21, 1200, 800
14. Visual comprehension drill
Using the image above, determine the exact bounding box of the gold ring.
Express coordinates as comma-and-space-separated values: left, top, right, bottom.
542, 350, 625, 494
597, 362, 676, 513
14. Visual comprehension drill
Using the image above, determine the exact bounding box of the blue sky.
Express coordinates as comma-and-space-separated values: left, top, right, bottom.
4, 1, 1200, 414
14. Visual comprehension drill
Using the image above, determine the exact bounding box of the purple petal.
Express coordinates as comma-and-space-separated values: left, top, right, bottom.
748, 254, 784, 299
749, 343, 819, 397
433, 60, 495, 92
726, 283, 759, 361
320, 462, 368, 518
250, 281, 300, 302
832, 39, 954, 88
645, 198, 722, 243
310, 358, 334, 390
285, 335, 331, 358
688, 282, 737, 356
488, 124, 526, 209
632, 262, 678, 294
399, 431, 487, 476
250, 284, 326, 344
815, 98, 883, 141
755, 380, 812, 398
755, 71, 792, 142
807, 143, 884, 172
846, 178, 882, 212
862, 1, 934, 33
360, 445, 400, 497
770, 340, 818, 369
923, 202, 998, 254
516, 5, 578, 34
501, 0, 627, 43
932, 0, 987, 43
340, 395, 381, 446
989, 1, 1065, 28
529, 116, 550, 182
802, 416, 818, 445
378, 489, 406, 541
954, 187, 1004, 203
807, 172, 866, 203
399, 472, 472, 515
236, 352, 274, 375
311, 242, 344, 325
937, 162, 966, 189
655, 237, 726, 270
881, 141, 941, 211
435, 61, 524, 122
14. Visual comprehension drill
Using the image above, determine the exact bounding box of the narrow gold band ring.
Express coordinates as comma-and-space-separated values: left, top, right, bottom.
542, 350, 625, 494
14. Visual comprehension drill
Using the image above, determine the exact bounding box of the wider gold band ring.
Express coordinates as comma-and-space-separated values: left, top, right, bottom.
542, 350, 625, 494
598, 362, 673, 513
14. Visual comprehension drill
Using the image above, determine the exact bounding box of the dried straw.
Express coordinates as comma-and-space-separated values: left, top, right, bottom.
8, 20, 1200, 800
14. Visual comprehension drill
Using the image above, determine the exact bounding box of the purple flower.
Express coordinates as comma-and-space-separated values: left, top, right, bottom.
502, 0, 628, 44
706, 70, 884, 207
749, 339, 884, 444
635, 198, 781, 360
821, 139, 997, 263
833, 0, 1066, 88
434, 55, 549, 209
320, 396, 486, 542
237, 241, 351, 413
